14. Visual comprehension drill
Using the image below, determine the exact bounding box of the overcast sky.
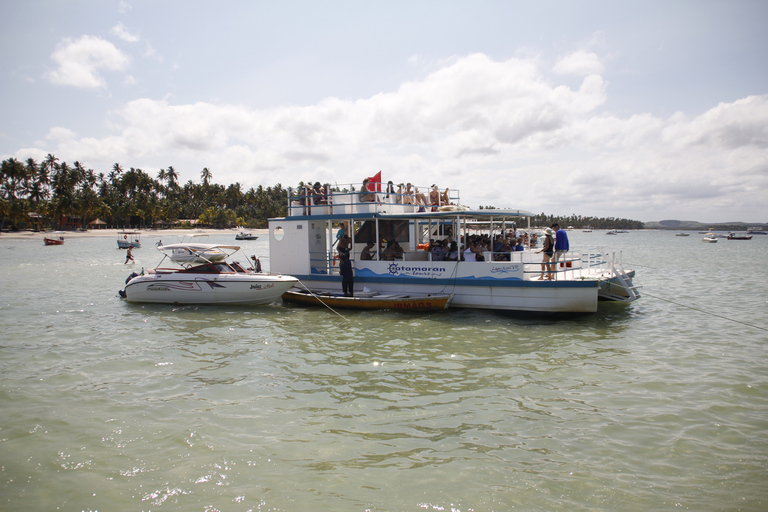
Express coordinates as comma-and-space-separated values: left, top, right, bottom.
1, 0, 766, 223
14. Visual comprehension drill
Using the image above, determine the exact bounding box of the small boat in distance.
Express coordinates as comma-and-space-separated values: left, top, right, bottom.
675, 233, 690, 237
44, 236, 64, 245
702, 234, 718, 243
282, 288, 452, 311
727, 233, 753, 240
235, 231, 258, 240
747, 228, 766, 235
120, 243, 297, 305
117, 231, 141, 249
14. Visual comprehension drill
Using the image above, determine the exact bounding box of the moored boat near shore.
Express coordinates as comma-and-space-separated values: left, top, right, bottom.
117, 231, 141, 249
268, 178, 639, 313
44, 236, 64, 245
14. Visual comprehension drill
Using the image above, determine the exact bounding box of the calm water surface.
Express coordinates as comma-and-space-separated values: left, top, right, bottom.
1, 231, 767, 511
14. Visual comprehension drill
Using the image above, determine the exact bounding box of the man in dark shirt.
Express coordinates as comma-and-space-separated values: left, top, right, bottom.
339, 253, 354, 297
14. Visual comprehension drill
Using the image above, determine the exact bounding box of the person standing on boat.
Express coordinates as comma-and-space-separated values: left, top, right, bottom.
125, 245, 135, 264
339, 252, 354, 297
552, 223, 570, 264
537, 229, 555, 280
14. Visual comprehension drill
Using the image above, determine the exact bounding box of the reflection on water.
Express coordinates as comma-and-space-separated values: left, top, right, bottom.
1, 233, 767, 511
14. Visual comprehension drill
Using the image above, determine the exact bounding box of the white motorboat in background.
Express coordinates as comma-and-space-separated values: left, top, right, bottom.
235, 231, 259, 240
120, 244, 297, 305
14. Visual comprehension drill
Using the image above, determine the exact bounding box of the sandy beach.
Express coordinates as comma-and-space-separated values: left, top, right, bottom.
0, 228, 270, 240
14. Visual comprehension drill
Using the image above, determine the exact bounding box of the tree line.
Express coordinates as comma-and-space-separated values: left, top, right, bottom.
0, 155, 289, 230
1, 154, 646, 231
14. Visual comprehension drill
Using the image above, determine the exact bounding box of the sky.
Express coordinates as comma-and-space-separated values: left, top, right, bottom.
1, 0, 766, 223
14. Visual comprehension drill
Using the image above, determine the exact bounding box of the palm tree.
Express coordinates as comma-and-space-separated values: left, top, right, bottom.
200, 167, 212, 186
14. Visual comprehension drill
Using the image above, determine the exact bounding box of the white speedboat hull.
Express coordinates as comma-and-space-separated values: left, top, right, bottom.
124, 273, 297, 305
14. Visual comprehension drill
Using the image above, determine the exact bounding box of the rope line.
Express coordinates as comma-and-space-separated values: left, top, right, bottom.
295, 279, 349, 321
640, 290, 768, 333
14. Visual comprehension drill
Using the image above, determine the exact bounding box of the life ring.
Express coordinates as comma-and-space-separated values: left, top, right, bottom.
124, 235, 127, 240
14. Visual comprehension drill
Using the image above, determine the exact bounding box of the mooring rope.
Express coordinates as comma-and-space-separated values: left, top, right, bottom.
605, 274, 768, 333
294, 279, 349, 321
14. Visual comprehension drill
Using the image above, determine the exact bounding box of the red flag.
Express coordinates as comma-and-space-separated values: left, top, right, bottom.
368, 171, 382, 192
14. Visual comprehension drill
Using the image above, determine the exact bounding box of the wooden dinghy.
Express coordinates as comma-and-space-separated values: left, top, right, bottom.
282, 288, 453, 311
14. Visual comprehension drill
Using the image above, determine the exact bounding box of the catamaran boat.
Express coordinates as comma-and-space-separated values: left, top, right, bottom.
267, 180, 640, 313
120, 244, 297, 305
117, 231, 141, 249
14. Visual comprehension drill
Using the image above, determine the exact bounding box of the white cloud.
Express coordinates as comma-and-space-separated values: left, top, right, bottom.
110, 22, 140, 43
29, 53, 768, 221
552, 51, 604, 76
46, 35, 130, 89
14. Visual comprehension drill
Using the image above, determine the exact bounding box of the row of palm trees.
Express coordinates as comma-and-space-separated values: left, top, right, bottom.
2, 154, 647, 232
0, 154, 289, 231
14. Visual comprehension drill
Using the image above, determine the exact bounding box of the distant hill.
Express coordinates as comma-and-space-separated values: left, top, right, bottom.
645, 220, 767, 231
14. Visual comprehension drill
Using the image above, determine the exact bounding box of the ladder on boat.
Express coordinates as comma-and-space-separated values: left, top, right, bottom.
598, 252, 641, 303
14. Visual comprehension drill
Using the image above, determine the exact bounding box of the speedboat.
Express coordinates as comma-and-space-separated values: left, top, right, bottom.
120, 244, 297, 305
266, 177, 639, 313
675, 233, 690, 237
117, 231, 141, 249
235, 230, 258, 240
702, 235, 718, 243
44, 236, 64, 245
727, 233, 753, 240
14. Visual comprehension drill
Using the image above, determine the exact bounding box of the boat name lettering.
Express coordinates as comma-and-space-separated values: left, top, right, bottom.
388, 263, 446, 277
490, 264, 520, 274
250, 283, 275, 290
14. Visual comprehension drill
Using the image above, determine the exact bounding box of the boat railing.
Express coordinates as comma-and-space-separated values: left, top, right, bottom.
312, 247, 587, 281
287, 183, 460, 217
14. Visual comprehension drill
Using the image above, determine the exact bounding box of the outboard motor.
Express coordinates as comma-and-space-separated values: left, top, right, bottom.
125, 271, 139, 284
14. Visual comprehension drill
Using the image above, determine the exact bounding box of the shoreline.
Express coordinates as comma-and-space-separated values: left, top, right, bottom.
0, 228, 270, 240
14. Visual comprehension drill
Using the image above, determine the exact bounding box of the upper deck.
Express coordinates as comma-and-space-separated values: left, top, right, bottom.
284, 181, 533, 221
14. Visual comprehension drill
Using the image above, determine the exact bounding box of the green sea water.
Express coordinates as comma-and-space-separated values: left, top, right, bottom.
1, 230, 766, 511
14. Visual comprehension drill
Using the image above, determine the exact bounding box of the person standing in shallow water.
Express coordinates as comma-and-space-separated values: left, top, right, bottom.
124, 245, 135, 264
339, 252, 354, 297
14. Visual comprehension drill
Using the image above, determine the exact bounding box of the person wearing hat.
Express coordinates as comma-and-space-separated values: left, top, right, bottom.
429, 185, 439, 208
312, 182, 327, 205
536, 228, 555, 280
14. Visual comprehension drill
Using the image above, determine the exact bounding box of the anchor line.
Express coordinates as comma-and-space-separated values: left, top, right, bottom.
622, 286, 768, 333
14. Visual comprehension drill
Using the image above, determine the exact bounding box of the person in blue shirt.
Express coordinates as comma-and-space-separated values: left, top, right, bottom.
552, 223, 570, 266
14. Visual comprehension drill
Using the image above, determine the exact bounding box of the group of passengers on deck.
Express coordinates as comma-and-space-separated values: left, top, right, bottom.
296, 179, 454, 214
359, 179, 452, 211
339, 230, 538, 263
